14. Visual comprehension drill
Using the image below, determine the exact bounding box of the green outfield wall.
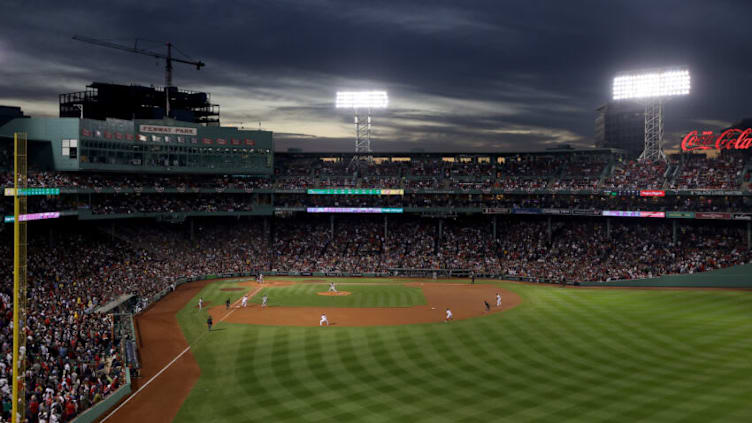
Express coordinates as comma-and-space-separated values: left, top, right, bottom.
579, 263, 752, 288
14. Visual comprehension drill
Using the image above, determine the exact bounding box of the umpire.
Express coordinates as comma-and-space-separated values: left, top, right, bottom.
207, 315, 213, 331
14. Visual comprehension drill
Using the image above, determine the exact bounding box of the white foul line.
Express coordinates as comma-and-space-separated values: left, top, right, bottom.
101, 284, 265, 422
99, 345, 191, 422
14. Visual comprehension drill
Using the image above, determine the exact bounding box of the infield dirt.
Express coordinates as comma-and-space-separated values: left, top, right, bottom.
213, 282, 520, 326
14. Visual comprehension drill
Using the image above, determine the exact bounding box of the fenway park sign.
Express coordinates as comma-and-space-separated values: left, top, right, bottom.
681, 129, 752, 151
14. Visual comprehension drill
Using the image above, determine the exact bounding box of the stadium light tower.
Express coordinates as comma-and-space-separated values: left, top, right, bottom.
612, 67, 690, 162
336, 91, 388, 160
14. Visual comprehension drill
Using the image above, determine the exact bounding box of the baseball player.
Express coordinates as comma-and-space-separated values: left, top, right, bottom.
328, 282, 337, 292
484, 300, 490, 312
320, 313, 329, 326
198, 297, 203, 310
225, 298, 230, 310
241, 295, 248, 308
445, 308, 453, 323
207, 315, 213, 331
257, 272, 264, 284
496, 293, 502, 307
261, 294, 268, 308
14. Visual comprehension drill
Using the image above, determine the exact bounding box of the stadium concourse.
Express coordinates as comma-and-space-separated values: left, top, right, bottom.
0, 149, 751, 422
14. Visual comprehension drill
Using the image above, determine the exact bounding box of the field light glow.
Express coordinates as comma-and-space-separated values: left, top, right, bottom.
336, 91, 388, 109
613, 69, 690, 100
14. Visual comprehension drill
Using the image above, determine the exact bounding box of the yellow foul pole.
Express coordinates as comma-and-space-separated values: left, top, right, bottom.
12, 132, 28, 423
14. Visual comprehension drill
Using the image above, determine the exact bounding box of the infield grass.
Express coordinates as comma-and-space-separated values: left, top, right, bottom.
174, 279, 752, 423
250, 283, 426, 308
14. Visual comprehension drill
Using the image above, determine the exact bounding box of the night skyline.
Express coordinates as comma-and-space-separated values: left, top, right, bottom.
1, 0, 750, 152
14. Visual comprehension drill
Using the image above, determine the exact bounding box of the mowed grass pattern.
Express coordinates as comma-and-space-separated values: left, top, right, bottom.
250, 283, 426, 308
174, 281, 752, 422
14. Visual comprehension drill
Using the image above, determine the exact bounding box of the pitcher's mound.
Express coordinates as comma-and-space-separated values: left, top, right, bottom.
317, 291, 351, 296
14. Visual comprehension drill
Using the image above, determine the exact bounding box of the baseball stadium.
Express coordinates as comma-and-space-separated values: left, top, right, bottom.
2, 99, 752, 422
2, 3, 752, 423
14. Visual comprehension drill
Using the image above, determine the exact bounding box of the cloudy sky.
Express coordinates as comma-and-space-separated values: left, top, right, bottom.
1, 0, 750, 152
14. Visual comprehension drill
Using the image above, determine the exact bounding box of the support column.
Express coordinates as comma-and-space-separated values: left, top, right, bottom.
606, 218, 611, 240
384, 215, 388, 241
747, 222, 751, 250
673, 220, 677, 245
492, 215, 497, 240
547, 217, 552, 243
330, 214, 334, 239
189, 218, 194, 241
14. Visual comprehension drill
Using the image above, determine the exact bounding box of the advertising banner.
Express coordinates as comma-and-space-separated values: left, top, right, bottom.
572, 209, 599, 216
666, 211, 696, 219
306, 207, 403, 214
542, 208, 572, 215
639, 211, 665, 218
482, 208, 510, 214
512, 208, 543, 215
603, 210, 641, 217
695, 212, 732, 220
640, 190, 665, 197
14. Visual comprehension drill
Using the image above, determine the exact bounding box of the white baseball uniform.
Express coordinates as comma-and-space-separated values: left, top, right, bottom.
241, 295, 248, 307
328, 282, 337, 292
198, 298, 203, 310
496, 293, 501, 307
262, 295, 268, 307
445, 309, 453, 321
320, 314, 328, 326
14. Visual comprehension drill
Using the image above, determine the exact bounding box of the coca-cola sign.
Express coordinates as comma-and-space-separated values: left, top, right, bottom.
681, 129, 752, 151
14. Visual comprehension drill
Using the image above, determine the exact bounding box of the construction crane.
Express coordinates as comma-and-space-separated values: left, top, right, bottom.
72, 35, 205, 118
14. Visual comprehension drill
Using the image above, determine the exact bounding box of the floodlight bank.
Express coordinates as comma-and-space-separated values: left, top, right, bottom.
336, 91, 388, 109
613, 69, 690, 100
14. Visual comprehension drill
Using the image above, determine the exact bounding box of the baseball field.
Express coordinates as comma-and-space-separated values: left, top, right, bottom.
107, 277, 752, 423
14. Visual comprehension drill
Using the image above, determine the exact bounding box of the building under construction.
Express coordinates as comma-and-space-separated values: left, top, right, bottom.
59, 82, 220, 125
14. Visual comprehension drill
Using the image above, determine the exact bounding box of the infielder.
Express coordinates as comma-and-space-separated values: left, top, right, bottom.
328, 282, 337, 292
261, 294, 268, 308
241, 295, 248, 308
496, 293, 502, 307
320, 313, 329, 326
198, 297, 203, 310
445, 308, 453, 323
257, 273, 264, 284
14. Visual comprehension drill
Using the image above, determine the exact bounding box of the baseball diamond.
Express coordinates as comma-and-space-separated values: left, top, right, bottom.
97, 277, 752, 423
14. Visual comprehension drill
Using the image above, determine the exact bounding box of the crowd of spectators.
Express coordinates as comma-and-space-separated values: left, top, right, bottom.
271, 216, 752, 280
669, 155, 746, 190
603, 160, 668, 190
1, 152, 749, 193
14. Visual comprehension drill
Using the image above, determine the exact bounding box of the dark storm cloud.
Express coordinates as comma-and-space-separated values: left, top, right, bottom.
1, 0, 751, 152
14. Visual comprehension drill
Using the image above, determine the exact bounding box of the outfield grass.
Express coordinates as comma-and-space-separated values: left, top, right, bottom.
174, 280, 752, 422
250, 283, 426, 308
